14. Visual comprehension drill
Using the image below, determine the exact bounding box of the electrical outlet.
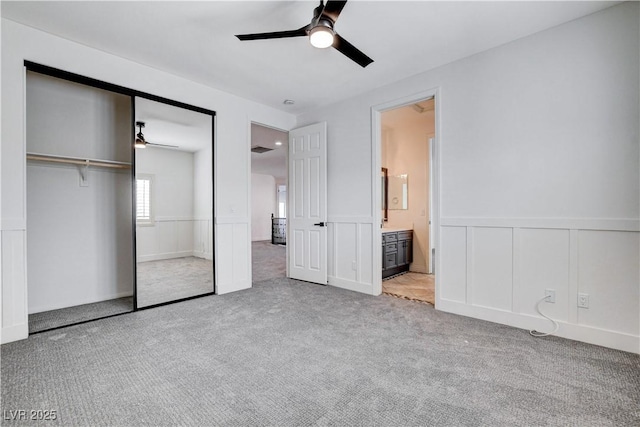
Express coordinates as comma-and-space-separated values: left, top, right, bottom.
578, 293, 589, 308
544, 289, 556, 303
351, 261, 357, 271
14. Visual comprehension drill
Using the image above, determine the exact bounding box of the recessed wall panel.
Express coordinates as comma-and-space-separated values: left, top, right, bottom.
578, 230, 639, 335
360, 224, 373, 285
471, 227, 513, 311
233, 223, 249, 283
178, 221, 194, 253
517, 229, 570, 321
157, 221, 178, 255
439, 226, 467, 302
335, 223, 357, 281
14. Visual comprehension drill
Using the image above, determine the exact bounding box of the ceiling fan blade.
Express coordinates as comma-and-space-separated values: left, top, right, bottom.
147, 142, 180, 149
332, 33, 373, 68
321, 0, 347, 23
236, 25, 309, 41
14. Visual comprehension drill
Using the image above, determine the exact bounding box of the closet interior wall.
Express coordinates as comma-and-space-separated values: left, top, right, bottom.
26, 71, 134, 314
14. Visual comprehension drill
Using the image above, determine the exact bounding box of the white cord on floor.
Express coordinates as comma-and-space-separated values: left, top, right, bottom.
529, 295, 559, 337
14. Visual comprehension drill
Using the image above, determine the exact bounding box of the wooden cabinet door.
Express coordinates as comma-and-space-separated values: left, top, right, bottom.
397, 240, 407, 265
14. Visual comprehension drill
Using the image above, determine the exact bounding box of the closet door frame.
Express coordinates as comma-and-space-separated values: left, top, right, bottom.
24, 61, 217, 314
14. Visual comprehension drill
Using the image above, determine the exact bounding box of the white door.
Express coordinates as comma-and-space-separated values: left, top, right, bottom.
288, 122, 327, 284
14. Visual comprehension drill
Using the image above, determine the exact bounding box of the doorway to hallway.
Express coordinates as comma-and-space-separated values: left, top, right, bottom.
250, 122, 288, 284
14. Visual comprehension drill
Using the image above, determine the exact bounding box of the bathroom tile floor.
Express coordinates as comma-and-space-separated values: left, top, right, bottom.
382, 272, 435, 305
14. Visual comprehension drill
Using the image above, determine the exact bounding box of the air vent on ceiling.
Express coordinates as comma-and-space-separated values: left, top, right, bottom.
251, 146, 274, 153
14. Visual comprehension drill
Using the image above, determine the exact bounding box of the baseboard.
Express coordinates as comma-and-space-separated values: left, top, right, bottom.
192, 251, 213, 261
29, 290, 134, 315
216, 279, 251, 295
328, 276, 374, 295
251, 237, 271, 242
409, 264, 429, 274
437, 298, 639, 354
1, 323, 28, 344
138, 251, 194, 263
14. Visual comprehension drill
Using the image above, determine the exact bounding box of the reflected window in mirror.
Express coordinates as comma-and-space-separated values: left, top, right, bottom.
136, 174, 154, 226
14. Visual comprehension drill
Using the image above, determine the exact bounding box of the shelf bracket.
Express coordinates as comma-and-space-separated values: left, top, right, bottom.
78, 160, 89, 187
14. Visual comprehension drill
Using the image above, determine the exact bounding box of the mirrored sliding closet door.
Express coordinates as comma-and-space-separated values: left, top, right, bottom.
134, 97, 214, 308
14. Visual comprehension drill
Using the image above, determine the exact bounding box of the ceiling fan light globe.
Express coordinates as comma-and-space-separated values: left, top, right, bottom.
135, 137, 146, 148
309, 26, 334, 48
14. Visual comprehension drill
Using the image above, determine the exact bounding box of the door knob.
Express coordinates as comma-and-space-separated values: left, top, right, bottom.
313, 222, 326, 227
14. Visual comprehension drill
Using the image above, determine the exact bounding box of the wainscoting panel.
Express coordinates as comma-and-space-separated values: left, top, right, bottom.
359, 223, 373, 286
516, 228, 570, 322
215, 218, 251, 295
439, 226, 467, 303
137, 218, 200, 262
437, 218, 640, 353
156, 221, 179, 256
233, 222, 250, 286
327, 223, 335, 278
193, 219, 214, 260
327, 217, 374, 295
177, 220, 194, 253
216, 223, 233, 291
1, 229, 29, 343
577, 230, 639, 336
471, 227, 513, 311
335, 222, 357, 282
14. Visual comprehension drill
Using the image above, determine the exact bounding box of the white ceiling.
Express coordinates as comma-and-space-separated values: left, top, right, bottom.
251, 123, 288, 184
1, 1, 619, 115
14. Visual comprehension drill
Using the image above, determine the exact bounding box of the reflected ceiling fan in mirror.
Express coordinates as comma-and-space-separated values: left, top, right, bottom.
235, 0, 373, 68
134, 121, 179, 149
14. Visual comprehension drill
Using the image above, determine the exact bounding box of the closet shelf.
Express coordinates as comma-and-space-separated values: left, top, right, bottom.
26, 152, 131, 169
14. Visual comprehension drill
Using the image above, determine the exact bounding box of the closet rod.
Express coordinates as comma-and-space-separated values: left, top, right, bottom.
26, 152, 131, 170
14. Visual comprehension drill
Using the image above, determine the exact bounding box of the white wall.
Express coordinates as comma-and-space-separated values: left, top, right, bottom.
298, 3, 640, 353
135, 146, 195, 262
1, 18, 295, 343
25, 72, 133, 314
251, 173, 276, 241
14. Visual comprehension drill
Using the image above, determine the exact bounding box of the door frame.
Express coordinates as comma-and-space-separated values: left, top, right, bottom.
371, 88, 441, 300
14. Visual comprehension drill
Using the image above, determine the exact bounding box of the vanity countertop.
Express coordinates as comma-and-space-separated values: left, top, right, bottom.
382, 227, 413, 233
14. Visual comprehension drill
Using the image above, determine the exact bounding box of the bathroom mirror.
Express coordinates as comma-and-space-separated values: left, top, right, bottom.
134, 97, 214, 308
381, 168, 388, 221
388, 174, 408, 210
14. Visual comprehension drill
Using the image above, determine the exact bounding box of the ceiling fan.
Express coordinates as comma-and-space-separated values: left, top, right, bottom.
134, 121, 179, 149
235, 0, 373, 68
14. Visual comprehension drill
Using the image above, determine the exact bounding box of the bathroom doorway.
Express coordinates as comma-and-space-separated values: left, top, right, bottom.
379, 97, 436, 305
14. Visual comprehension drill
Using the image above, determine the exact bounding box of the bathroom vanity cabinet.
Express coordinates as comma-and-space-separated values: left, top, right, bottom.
382, 229, 413, 279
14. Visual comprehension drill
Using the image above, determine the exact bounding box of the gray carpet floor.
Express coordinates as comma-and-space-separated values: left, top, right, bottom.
137, 257, 214, 307
2, 276, 639, 426
28, 297, 133, 334
252, 240, 286, 283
